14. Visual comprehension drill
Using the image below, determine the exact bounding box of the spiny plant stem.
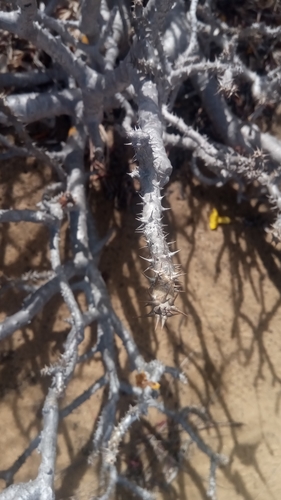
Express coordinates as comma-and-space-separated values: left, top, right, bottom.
128, 77, 185, 327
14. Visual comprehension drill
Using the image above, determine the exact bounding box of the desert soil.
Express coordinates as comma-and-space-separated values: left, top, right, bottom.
1, 147, 281, 500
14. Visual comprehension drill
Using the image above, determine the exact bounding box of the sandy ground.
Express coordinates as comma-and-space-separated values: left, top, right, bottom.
1, 150, 281, 500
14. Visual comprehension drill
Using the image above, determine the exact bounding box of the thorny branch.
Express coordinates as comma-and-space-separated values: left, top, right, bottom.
0, 0, 281, 498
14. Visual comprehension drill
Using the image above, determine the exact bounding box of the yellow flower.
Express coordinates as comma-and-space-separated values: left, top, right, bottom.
209, 208, 231, 230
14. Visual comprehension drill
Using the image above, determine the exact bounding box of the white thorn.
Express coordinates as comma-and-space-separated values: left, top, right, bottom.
140, 255, 153, 262
169, 250, 180, 257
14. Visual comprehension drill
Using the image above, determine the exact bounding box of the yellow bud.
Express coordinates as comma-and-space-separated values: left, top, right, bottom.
81, 34, 89, 44
68, 126, 77, 137
217, 215, 231, 225
150, 382, 160, 391
135, 372, 160, 391
209, 208, 219, 230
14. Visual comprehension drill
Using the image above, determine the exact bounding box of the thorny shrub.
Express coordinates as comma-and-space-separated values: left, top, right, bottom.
0, 0, 281, 499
